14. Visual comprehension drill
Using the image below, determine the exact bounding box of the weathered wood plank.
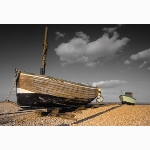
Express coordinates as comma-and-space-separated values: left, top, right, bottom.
19, 84, 97, 99
18, 74, 98, 99
20, 79, 97, 95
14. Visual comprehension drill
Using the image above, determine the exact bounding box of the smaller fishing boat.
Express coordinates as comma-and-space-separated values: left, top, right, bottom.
119, 91, 136, 105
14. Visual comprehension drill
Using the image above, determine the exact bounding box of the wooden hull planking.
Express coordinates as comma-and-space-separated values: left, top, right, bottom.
16, 71, 101, 107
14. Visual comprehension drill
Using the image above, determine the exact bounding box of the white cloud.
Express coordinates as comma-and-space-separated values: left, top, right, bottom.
55, 31, 66, 40
128, 48, 150, 63
92, 80, 127, 88
130, 48, 150, 61
86, 62, 99, 67
139, 61, 147, 69
102, 27, 118, 33
148, 67, 150, 71
76, 31, 89, 42
61, 62, 67, 67
125, 48, 150, 68
55, 38, 88, 64
55, 31, 130, 66
124, 60, 131, 65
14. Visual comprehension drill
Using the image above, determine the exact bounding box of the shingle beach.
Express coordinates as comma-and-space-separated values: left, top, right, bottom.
0, 101, 150, 126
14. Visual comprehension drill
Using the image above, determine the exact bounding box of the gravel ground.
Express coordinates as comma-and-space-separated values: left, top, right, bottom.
0, 101, 150, 126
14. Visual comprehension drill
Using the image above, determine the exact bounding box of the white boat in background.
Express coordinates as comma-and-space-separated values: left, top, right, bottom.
119, 92, 136, 105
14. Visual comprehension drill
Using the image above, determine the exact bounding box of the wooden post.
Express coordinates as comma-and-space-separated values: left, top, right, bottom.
40, 26, 48, 75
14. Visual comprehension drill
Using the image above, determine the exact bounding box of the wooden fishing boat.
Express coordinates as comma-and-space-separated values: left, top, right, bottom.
15, 27, 103, 107
119, 92, 136, 105
15, 70, 102, 107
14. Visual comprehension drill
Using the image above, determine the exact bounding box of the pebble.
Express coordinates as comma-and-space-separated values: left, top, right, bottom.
0, 102, 150, 126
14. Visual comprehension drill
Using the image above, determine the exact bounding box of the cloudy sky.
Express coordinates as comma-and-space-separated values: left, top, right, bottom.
0, 24, 150, 103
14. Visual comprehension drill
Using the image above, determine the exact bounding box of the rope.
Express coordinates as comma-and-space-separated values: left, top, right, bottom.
5, 70, 20, 102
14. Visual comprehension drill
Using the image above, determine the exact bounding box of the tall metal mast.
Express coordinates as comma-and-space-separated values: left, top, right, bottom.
40, 26, 48, 75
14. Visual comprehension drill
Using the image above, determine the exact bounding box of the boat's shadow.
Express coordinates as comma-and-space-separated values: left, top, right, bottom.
70, 105, 121, 125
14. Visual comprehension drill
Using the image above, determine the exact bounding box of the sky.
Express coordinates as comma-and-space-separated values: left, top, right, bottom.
0, 24, 150, 103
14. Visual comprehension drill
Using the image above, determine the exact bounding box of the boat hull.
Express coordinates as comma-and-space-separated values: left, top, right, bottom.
17, 93, 94, 107
16, 71, 100, 107
119, 95, 136, 105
